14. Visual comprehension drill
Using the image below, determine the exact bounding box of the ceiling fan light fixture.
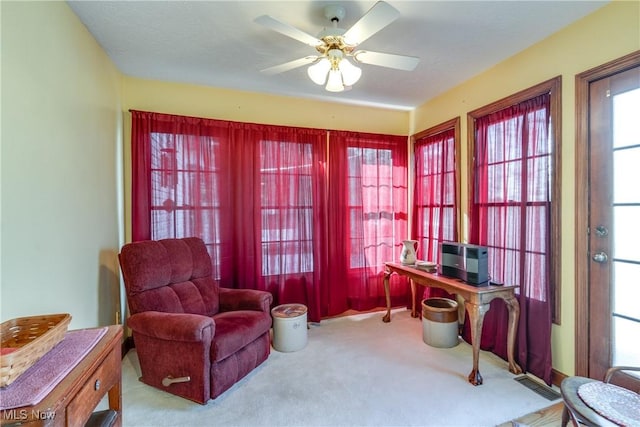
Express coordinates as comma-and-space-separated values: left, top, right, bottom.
325, 69, 344, 92
308, 58, 331, 85
256, 1, 419, 94
339, 58, 362, 86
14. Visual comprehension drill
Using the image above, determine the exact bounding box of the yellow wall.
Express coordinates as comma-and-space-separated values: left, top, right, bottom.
410, 1, 640, 376
1, 1, 124, 329
122, 78, 409, 135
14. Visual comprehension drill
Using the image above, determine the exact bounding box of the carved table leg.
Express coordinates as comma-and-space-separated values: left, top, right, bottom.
503, 294, 523, 375
465, 301, 490, 385
382, 270, 392, 323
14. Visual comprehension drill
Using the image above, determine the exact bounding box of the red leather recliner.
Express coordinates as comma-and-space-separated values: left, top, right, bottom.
118, 237, 273, 404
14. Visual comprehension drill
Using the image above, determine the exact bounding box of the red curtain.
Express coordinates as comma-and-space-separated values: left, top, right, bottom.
130, 111, 327, 322
412, 128, 458, 305
234, 123, 328, 323
467, 94, 553, 384
326, 131, 409, 316
131, 111, 411, 322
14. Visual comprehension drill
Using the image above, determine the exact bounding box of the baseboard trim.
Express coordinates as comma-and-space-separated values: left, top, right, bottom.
551, 368, 568, 388
122, 335, 135, 358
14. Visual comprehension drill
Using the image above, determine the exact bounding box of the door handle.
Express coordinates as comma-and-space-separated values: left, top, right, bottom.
592, 252, 608, 263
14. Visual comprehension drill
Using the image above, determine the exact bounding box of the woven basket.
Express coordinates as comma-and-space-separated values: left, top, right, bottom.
0, 313, 71, 387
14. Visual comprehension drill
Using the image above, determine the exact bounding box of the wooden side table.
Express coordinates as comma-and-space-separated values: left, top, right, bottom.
1, 325, 122, 427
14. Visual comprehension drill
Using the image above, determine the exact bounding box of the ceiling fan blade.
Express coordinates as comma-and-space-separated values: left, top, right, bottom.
343, 1, 400, 46
260, 56, 319, 75
353, 50, 420, 71
255, 15, 323, 47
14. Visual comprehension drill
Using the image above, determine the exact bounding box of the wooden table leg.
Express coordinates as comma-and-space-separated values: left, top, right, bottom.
503, 294, 523, 375
410, 279, 419, 318
382, 269, 392, 323
465, 301, 490, 385
109, 379, 123, 427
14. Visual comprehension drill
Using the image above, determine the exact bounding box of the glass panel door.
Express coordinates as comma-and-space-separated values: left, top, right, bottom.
611, 87, 640, 370
588, 65, 640, 383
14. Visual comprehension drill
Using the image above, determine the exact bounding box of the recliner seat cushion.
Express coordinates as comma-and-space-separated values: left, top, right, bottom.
210, 310, 272, 362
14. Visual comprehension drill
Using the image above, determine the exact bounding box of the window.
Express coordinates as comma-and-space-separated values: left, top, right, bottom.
347, 146, 396, 269
149, 131, 223, 274
260, 140, 314, 276
478, 107, 551, 300
468, 77, 561, 321
412, 118, 459, 263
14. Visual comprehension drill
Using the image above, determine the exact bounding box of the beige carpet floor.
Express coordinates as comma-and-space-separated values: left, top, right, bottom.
119, 309, 561, 426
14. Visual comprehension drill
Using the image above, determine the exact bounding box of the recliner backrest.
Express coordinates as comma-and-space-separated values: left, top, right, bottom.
119, 237, 220, 316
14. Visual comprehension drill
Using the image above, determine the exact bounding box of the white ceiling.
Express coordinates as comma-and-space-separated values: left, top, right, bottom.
67, 1, 608, 111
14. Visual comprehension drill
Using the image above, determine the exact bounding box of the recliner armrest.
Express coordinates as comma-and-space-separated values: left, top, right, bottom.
127, 311, 215, 342
219, 288, 273, 313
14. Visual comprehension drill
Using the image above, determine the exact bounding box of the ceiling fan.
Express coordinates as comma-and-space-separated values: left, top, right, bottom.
255, 1, 420, 92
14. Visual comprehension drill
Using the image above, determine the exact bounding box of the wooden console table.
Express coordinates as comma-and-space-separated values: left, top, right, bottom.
382, 262, 522, 385
1, 325, 122, 427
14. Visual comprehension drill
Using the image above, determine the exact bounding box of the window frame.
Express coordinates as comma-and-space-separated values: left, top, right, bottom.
467, 76, 562, 324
